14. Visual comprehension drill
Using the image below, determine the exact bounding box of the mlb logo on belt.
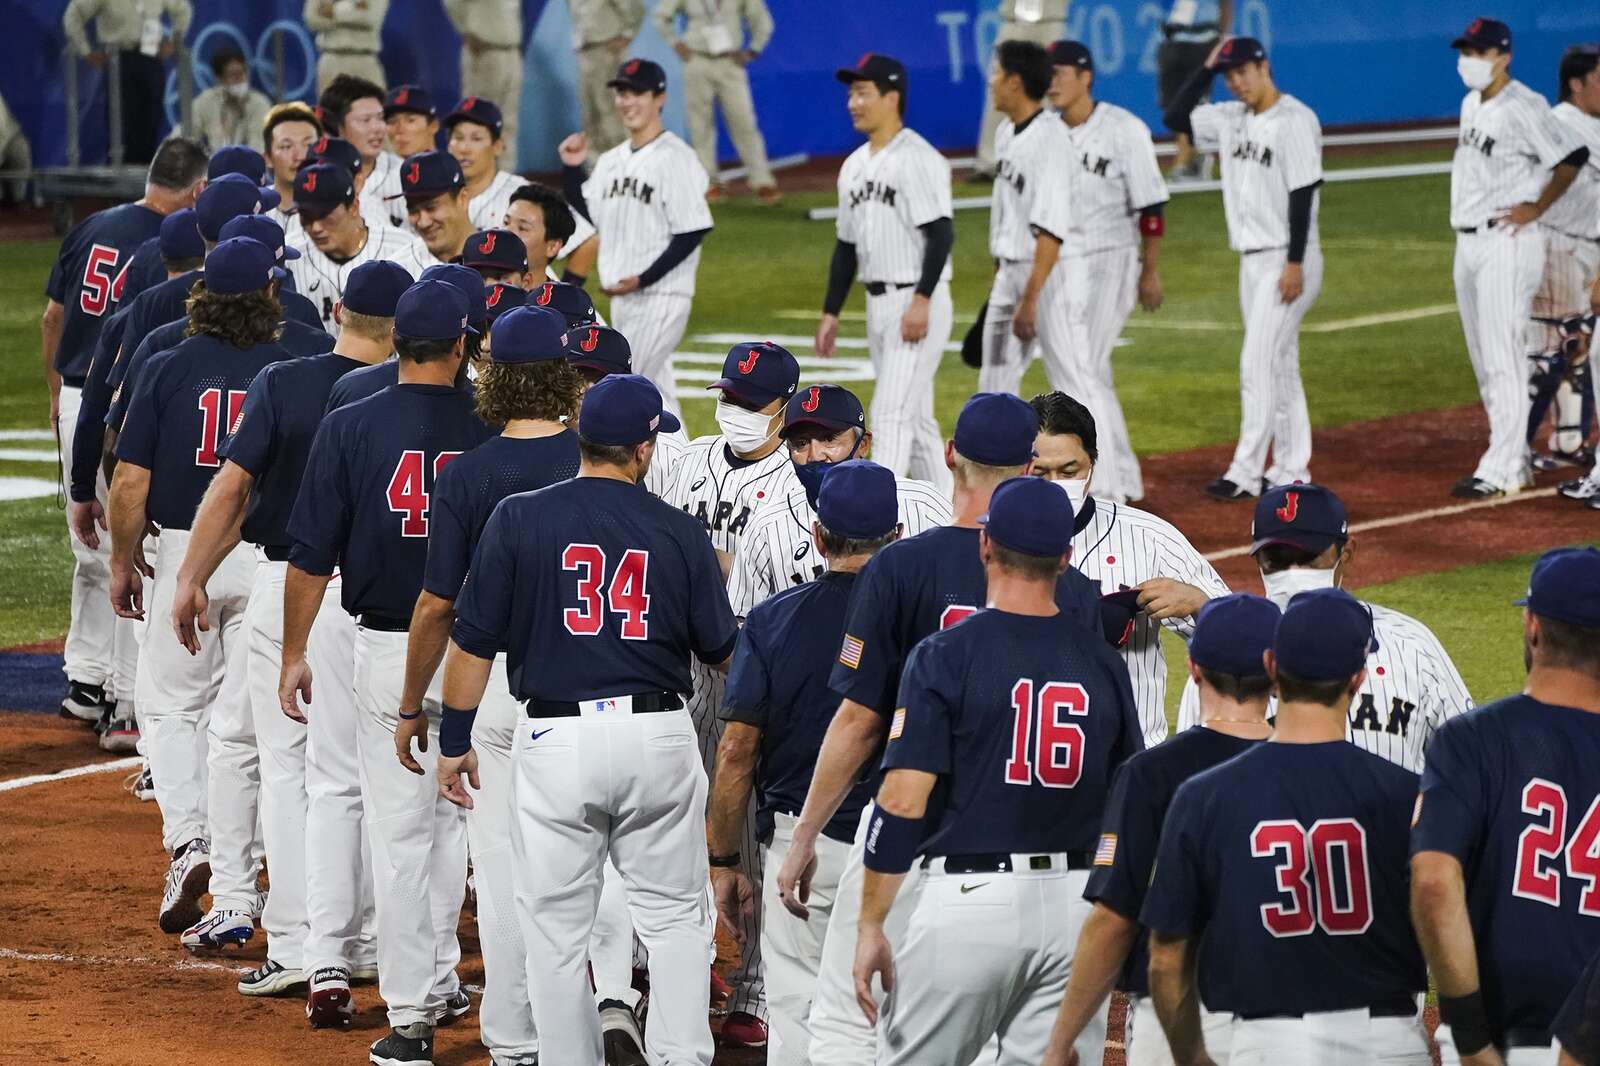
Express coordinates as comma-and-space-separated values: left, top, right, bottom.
595, 699, 617, 714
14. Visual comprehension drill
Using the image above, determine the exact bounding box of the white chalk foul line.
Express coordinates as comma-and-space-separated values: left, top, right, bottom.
0, 429, 55, 442
1202, 487, 1560, 562
0, 755, 142, 794
0, 447, 60, 463
0, 946, 249, 976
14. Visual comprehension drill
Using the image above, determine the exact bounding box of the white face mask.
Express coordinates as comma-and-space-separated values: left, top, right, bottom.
1458, 55, 1495, 91
1259, 566, 1337, 610
1053, 475, 1090, 512
226, 81, 250, 99
715, 399, 779, 454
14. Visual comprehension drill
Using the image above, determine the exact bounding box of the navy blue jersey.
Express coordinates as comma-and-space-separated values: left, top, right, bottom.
218, 352, 372, 550
1554, 947, 1600, 1065
280, 288, 321, 327
722, 570, 871, 846
69, 302, 135, 502
113, 270, 201, 388
44, 202, 164, 381
421, 432, 581, 602
113, 335, 290, 530
452, 478, 739, 702
288, 383, 493, 620
1086, 726, 1262, 995
326, 359, 398, 412
119, 235, 167, 310
1412, 696, 1600, 1039
1142, 741, 1426, 1016
882, 608, 1143, 857
829, 525, 1103, 716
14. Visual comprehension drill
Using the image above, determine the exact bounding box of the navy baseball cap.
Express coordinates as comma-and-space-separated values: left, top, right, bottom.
527, 280, 597, 327
489, 305, 567, 365
446, 96, 504, 138
981, 475, 1074, 558
419, 263, 488, 328
1047, 40, 1093, 71
579, 373, 682, 445
483, 281, 528, 323
341, 259, 414, 317
564, 325, 631, 375
1514, 546, 1600, 627
395, 150, 465, 201
203, 237, 276, 295
1213, 36, 1268, 70
305, 135, 362, 177
1453, 17, 1512, 51
954, 392, 1039, 467
836, 53, 907, 91
218, 215, 300, 280
207, 144, 266, 183
608, 58, 667, 94
158, 208, 205, 260
196, 173, 271, 241
384, 84, 436, 119
1274, 588, 1378, 681
708, 341, 800, 408
395, 279, 477, 339
462, 229, 528, 273
1250, 484, 1349, 555
1189, 593, 1282, 677
818, 460, 898, 540
293, 162, 356, 219
782, 383, 865, 438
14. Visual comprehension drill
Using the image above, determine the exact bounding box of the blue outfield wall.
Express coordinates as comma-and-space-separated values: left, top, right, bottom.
6, 1, 1600, 173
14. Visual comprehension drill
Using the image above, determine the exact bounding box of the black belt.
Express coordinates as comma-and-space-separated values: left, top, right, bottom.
61, 375, 86, 389
1237, 999, 1415, 1022
929, 851, 1093, 873
262, 545, 292, 563
864, 281, 914, 297
1505, 1028, 1552, 1048
357, 613, 410, 633
1457, 219, 1501, 234
524, 692, 682, 718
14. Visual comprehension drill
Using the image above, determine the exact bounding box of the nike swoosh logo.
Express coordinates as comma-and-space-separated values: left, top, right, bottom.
530, 728, 554, 741
959, 881, 989, 895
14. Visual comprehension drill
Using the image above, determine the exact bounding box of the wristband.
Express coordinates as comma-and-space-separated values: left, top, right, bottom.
862, 803, 920, 874
438, 702, 478, 758
709, 852, 742, 868
398, 707, 422, 721
1439, 991, 1493, 1056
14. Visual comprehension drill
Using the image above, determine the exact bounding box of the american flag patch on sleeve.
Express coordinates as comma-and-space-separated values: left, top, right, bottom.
839, 634, 864, 669
1094, 833, 1117, 866
889, 707, 906, 740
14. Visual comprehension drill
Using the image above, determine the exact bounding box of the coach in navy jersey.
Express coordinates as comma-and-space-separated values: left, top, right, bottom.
280, 279, 492, 1063
1143, 588, 1430, 1065
1413, 547, 1600, 1065
854, 475, 1142, 1065
1043, 593, 1279, 1066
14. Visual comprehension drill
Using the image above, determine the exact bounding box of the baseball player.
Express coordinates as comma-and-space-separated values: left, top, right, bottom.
1049, 41, 1170, 505
560, 58, 715, 416
973, 0, 1069, 181
1042, 594, 1278, 1066
570, 0, 645, 157
1447, 17, 1588, 499
1031, 391, 1229, 744
1164, 36, 1326, 500
1144, 589, 1432, 1065
1412, 547, 1600, 1065
45, 137, 207, 727
318, 74, 409, 230
444, 97, 528, 231
727, 383, 952, 616
820, 54, 955, 494
564, 324, 685, 503
262, 102, 323, 241
398, 150, 477, 264
106, 238, 288, 937
774, 392, 1102, 1066
383, 85, 439, 160
302, 133, 405, 241
442, 1, 523, 158
853, 474, 1143, 1065
286, 163, 431, 328
280, 280, 492, 1062
435, 373, 737, 1066
460, 228, 536, 289
1173, 483, 1473, 772
711, 460, 902, 1064
502, 182, 600, 286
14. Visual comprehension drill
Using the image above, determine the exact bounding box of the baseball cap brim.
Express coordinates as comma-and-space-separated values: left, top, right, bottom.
656, 410, 682, 435
607, 75, 658, 91
279, 245, 301, 260
1249, 530, 1344, 555
706, 378, 780, 408
780, 414, 856, 437
835, 68, 877, 84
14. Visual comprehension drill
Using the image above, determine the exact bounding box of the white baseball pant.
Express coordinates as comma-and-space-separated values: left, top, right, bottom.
135, 531, 255, 853
1071, 246, 1145, 503
977, 259, 1080, 402
1531, 226, 1600, 454
1222, 245, 1324, 490
1229, 1006, 1429, 1065
763, 812, 850, 1066
1436, 1026, 1560, 1065
302, 585, 378, 975
205, 574, 262, 913
876, 858, 1104, 1066
592, 857, 643, 1011
510, 706, 714, 1066
1455, 225, 1545, 490
1124, 994, 1234, 1066
610, 288, 692, 419
353, 626, 467, 1029
867, 282, 954, 494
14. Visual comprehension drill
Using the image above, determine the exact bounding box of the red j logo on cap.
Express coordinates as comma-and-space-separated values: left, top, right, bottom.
1276, 492, 1299, 523
801, 386, 821, 413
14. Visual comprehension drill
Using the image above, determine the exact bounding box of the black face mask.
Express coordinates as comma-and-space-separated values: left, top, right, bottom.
791, 431, 864, 509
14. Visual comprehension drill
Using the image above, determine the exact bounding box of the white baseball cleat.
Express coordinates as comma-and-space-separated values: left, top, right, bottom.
158, 839, 211, 935
238, 959, 308, 997
1558, 473, 1600, 501
306, 965, 354, 1028
181, 908, 254, 950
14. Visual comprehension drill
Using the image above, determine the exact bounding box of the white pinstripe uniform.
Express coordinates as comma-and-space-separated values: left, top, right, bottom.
286, 224, 433, 328
1452, 79, 1580, 491
468, 169, 530, 230
1191, 93, 1324, 491
725, 476, 952, 617
836, 129, 955, 494
268, 204, 303, 248
1062, 103, 1170, 504
1532, 101, 1600, 455
364, 150, 410, 231
644, 425, 687, 499
976, 110, 1076, 400
1176, 599, 1472, 773
585, 132, 713, 418
1071, 497, 1230, 745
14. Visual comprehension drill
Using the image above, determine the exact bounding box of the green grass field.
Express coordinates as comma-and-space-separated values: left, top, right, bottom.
0, 146, 1559, 716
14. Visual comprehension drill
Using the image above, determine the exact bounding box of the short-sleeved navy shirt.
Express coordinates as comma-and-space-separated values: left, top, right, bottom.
1554, 947, 1600, 1065
118, 235, 167, 310
722, 570, 870, 845
882, 608, 1143, 857
1086, 726, 1262, 995
452, 477, 739, 702
1142, 741, 1426, 1016
45, 202, 163, 381
326, 358, 398, 412
1412, 696, 1600, 1039
69, 302, 135, 502
114, 270, 201, 382
113, 334, 290, 529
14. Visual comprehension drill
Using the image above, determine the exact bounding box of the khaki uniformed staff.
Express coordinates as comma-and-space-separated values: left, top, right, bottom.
303, 0, 388, 93
570, 0, 645, 159
972, 0, 1068, 181
62, 0, 193, 164
443, 0, 524, 160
